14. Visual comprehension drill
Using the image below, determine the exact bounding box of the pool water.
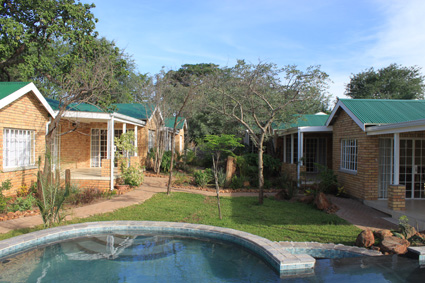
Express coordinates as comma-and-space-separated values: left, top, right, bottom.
0, 234, 280, 283
1, 233, 424, 282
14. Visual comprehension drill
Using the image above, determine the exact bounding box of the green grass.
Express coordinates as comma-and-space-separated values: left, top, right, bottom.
0, 193, 361, 245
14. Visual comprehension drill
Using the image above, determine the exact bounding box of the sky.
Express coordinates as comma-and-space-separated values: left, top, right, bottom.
86, 0, 425, 103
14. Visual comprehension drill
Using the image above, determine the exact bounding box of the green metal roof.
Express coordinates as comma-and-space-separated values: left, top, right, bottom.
0, 82, 31, 100
340, 99, 425, 124
165, 117, 185, 129
277, 114, 329, 130
114, 103, 155, 120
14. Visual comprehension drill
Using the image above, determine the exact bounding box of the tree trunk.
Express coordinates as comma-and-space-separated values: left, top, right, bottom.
166, 132, 176, 195
258, 134, 265, 204
212, 154, 222, 219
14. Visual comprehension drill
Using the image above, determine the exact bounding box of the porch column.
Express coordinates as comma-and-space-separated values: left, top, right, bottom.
109, 115, 115, 190
291, 134, 294, 164
134, 126, 138, 157
393, 133, 400, 185
122, 123, 126, 133
283, 135, 286, 162
297, 131, 303, 182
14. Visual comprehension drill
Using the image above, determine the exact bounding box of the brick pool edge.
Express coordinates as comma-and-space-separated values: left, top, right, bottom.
0, 221, 315, 276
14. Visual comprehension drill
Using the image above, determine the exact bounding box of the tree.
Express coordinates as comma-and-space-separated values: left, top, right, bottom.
345, 64, 425, 99
201, 135, 243, 219
0, 0, 97, 81
207, 60, 329, 204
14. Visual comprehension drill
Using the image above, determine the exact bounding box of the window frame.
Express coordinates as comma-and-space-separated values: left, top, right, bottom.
3, 128, 36, 171
340, 138, 358, 173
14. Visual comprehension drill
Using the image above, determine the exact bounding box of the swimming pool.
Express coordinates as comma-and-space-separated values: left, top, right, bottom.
0, 221, 423, 282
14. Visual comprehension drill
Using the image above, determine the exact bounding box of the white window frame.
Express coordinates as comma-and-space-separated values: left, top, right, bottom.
3, 128, 36, 170
341, 139, 358, 173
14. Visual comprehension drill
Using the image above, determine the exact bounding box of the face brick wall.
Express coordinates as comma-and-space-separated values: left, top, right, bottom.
0, 91, 50, 196
332, 110, 380, 200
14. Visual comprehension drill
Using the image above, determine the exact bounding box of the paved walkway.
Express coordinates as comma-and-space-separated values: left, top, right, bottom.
330, 196, 397, 231
0, 177, 396, 234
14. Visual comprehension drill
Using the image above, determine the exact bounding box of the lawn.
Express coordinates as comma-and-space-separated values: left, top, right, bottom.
0, 192, 361, 245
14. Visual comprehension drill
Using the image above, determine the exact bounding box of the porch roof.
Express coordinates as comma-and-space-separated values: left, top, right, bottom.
275, 114, 331, 135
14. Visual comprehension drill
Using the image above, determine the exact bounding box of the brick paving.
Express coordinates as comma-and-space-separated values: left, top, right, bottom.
0, 176, 396, 234
329, 195, 397, 231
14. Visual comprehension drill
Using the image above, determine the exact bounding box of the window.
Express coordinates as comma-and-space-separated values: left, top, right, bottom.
3, 129, 35, 168
341, 139, 358, 172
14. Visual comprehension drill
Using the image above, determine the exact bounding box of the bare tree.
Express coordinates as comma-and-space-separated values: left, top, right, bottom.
207, 60, 329, 204
43, 54, 116, 174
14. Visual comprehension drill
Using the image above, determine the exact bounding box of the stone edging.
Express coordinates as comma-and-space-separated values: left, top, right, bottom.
0, 221, 315, 276
278, 241, 382, 258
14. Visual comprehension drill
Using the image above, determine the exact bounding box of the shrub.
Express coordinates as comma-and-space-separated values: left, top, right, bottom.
0, 179, 12, 213
173, 172, 191, 186
236, 153, 280, 179
217, 168, 226, 188
316, 164, 338, 194
184, 149, 196, 164
193, 170, 213, 187
230, 175, 244, 190
122, 166, 144, 186
8, 194, 37, 212
161, 151, 176, 172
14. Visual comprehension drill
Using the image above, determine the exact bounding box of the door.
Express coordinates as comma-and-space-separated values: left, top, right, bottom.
91, 129, 108, 167
399, 139, 425, 199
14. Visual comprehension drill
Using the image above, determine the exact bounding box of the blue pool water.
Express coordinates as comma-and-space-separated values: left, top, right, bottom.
0, 233, 424, 282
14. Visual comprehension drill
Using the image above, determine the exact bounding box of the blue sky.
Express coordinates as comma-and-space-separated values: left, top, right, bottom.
87, 0, 425, 102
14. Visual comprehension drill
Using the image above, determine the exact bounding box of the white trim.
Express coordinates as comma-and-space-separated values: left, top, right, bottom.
0, 82, 56, 117
60, 111, 146, 127
326, 100, 365, 131
393, 133, 400, 185
366, 118, 425, 136
276, 126, 332, 136
110, 115, 115, 191
134, 126, 138, 157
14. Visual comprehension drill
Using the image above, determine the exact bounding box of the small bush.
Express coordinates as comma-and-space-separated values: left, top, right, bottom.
217, 168, 226, 188
316, 164, 338, 194
122, 166, 144, 187
184, 149, 196, 164
66, 187, 101, 205
173, 172, 191, 186
230, 175, 244, 190
0, 179, 12, 213
8, 194, 37, 212
161, 151, 176, 172
193, 170, 213, 187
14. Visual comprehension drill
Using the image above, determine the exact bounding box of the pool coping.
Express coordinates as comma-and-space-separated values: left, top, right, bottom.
0, 221, 315, 276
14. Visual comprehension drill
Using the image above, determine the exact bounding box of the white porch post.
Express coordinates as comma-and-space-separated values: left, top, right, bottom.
297, 130, 303, 182
283, 135, 286, 162
110, 115, 115, 190
134, 126, 138, 157
393, 133, 400, 185
122, 123, 126, 133
291, 134, 294, 164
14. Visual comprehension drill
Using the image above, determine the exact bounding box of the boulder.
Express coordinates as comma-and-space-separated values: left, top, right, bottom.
374, 229, 393, 240
356, 229, 375, 248
314, 192, 331, 211
380, 236, 410, 254
298, 195, 314, 204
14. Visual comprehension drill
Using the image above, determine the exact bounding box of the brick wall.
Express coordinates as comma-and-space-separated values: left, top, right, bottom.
332, 110, 379, 200
0, 91, 50, 196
